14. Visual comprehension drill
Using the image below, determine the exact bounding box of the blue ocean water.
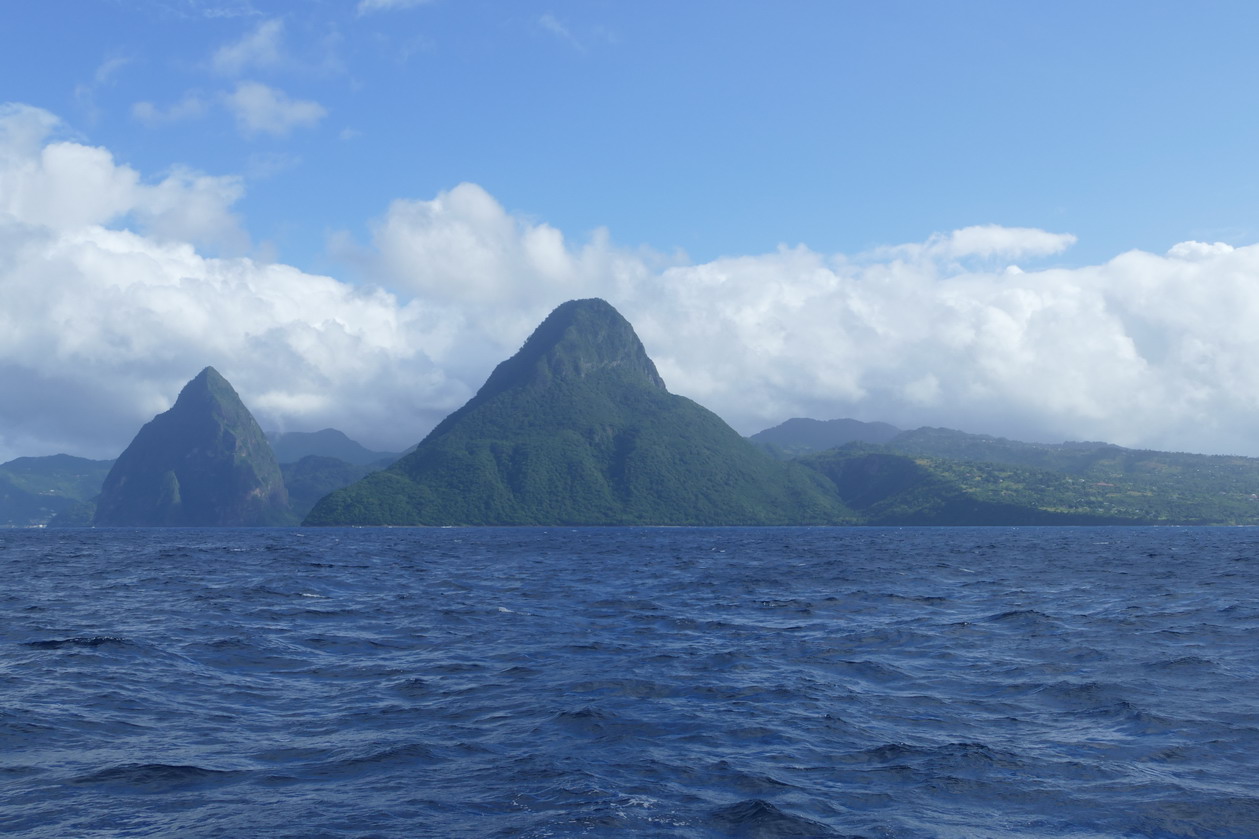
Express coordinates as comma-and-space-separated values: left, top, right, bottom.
2, 527, 1258, 839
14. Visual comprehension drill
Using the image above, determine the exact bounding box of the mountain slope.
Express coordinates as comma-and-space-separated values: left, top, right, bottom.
306, 299, 852, 526
94, 367, 292, 526
0, 454, 114, 527
800, 448, 1147, 525
750, 417, 902, 457
267, 428, 400, 466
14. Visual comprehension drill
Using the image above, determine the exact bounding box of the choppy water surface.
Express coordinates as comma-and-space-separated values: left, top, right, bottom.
2, 527, 1258, 838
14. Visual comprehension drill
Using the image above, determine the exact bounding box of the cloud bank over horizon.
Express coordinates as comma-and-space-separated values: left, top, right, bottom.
4, 102, 1259, 463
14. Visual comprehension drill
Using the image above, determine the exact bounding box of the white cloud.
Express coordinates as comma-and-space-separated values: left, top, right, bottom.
1167, 240, 1234, 261
222, 81, 326, 137
0, 223, 466, 461
356, 0, 436, 14
0, 104, 465, 461
212, 19, 286, 76
868, 224, 1078, 266
8, 102, 1259, 463
355, 183, 593, 305
0, 105, 245, 251
327, 176, 1259, 457
929, 224, 1078, 260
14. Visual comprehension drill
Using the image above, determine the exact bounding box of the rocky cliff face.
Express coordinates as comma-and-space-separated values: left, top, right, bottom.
94, 367, 291, 526
305, 299, 851, 526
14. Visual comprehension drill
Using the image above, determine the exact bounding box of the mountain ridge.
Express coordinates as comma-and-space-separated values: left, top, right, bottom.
305, 299, 852, 526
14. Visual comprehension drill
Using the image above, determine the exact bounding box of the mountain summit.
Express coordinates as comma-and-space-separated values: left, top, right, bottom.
474, 297, 666, 395
94, 367, 291, 526
305, 299, 850, 525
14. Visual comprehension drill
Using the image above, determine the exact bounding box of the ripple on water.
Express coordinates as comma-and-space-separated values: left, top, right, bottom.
2, 526, 1259, 838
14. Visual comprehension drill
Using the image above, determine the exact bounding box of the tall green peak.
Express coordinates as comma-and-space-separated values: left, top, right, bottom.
94, 368, 292, 526
474, 297, 666, 401
305, 299, 852, 526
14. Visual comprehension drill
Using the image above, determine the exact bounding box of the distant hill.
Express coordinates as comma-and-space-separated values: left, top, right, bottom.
281, 455, 375, 520
785, 424, 1259, 525
305, 299, 853, 526
94, 367, 293, 526
267, 428, 400, 467
0, 455, 113, 527
750, 417, 902, 457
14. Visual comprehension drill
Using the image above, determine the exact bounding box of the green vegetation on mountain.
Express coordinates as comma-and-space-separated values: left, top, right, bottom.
94, 367, 293, 526
305, 299, 853, 526
790, 426, 1259, 525
800, 448, 1146, 525
750, 417, 902, 458
0, 454, 114, 527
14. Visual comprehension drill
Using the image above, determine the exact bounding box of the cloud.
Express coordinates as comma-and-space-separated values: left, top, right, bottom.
869, 224, 1078, 265
0, 223, 468, 462
356, 0, 437, 15
132, 93, 210, 127
0, 104, 465, 461
335, 176, 1259, 457
222, 81, 326, 137
356, 183, 581, 303
212, 18, 285, 76
74, 55, 134, 122
8, 102, 1259, 464
539, 13, 585, 51
0, 104, 245, 251
928, 224, 1078, 260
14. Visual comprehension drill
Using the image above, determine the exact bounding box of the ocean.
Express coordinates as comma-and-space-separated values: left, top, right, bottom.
2, 526, 1257, 838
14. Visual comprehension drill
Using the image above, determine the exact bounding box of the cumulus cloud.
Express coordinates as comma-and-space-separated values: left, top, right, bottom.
335, 176, 1259, 457
358, 183, 582, 303
0, 222, 470, 462
222, 81, 326, 137
0, 105, 466, 461
0, 104, 245, 251
630, 240, 1259, 457
8, 101, 1259, 464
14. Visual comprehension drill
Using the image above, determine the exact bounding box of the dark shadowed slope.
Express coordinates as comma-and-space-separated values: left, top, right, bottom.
94, 367, 291, 526
750, 417, 902, 457
267, 428, 400, 466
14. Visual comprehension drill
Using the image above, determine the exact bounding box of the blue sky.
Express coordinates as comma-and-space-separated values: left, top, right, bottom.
10, 0, 1258, 268
4, 0, 1259, 460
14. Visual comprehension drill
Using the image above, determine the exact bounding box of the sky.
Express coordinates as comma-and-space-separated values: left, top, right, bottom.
4, 0, 1259, 462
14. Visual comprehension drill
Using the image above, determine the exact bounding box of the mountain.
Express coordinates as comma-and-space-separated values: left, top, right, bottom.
305, 298, 852, 526
789, 424, 1259, 525
93, 367, 292, 526
799, 448, 1146, 525
267, 428, 400, 467
750, 417, 902, 457
0, 454, 114, 527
